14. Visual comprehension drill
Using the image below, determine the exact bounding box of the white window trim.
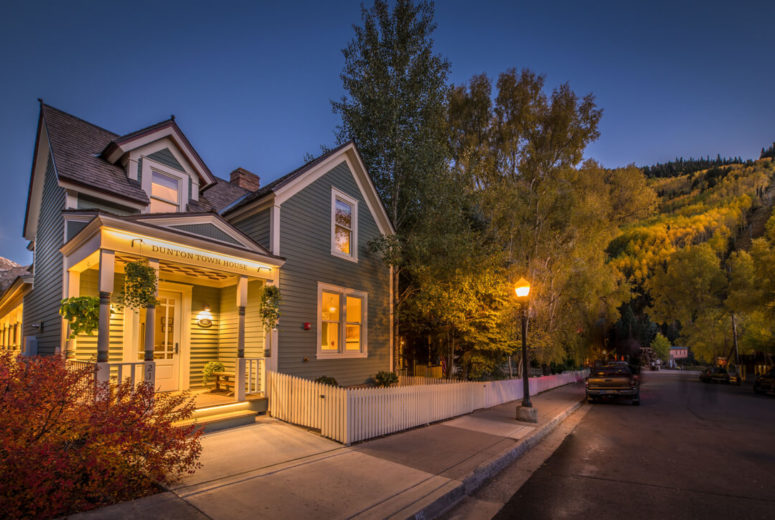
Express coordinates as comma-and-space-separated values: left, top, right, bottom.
141, 157, 190, 213
330, 187, 358, 263
316, 282, 367, 359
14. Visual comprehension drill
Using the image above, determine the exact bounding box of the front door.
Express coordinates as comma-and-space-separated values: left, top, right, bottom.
153, 291, 182, 392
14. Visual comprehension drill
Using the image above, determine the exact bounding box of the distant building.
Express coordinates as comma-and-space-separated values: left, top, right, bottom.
669, 346, 688, 367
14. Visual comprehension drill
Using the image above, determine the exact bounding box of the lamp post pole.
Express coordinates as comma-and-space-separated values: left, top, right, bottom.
515, 277, 537, 423
520, 302, 532, 408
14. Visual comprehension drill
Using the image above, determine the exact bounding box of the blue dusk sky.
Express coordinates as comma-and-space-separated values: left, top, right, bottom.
0, 0, 772, 264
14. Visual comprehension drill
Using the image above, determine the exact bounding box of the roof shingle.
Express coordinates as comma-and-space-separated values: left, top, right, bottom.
41, 105, 149, 204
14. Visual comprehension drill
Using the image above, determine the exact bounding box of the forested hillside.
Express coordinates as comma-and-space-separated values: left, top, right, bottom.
607, 158, 775, 363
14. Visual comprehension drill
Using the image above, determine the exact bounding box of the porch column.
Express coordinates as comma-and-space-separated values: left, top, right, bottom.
143, 259, 159, 388
236, 276, 248, 401
96, 249, 114, 384
265, 271, 279, 374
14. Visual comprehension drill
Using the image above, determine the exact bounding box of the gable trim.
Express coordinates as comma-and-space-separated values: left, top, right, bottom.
58, 180, 147, 210
132, 213, 270, 254
23, 115, 53, 241
104, 122, 216, 188
272, 144, 394, 236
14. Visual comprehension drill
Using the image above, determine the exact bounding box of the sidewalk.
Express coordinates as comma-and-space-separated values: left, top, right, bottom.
71, 382, 585, 520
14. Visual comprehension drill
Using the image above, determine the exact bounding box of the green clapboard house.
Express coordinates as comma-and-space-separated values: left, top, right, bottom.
0, 102, 394, 407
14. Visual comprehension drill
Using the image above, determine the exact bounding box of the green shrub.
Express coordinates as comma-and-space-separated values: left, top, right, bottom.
116, 260, 158, 310
59, 296, 100, 338
374, 370, 398, 387
314, 375, 339, 386
203, 361, 225, 384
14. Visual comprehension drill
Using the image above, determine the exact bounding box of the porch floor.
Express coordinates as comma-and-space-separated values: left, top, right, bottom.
191, 390, 237, 409
186, 390, 266, 410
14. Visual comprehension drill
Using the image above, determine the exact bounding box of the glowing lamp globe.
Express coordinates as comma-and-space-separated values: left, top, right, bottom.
515, 278, 531, 300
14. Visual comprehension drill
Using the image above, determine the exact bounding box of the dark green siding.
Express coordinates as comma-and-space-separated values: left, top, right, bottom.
276, 161, 390, 386
170, 224, 242, 246
23, 154, 65, 355
217, 281, 264, 374
233, 208, 271, 251
77, 194, 138, 215
65, 220, 90, 242
147, 148, 185, 171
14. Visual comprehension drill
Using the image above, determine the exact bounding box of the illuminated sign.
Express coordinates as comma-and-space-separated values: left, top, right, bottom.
101, 229, 275, 277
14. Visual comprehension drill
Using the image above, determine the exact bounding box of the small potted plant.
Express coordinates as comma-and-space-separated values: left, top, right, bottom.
203, 361, 225, 389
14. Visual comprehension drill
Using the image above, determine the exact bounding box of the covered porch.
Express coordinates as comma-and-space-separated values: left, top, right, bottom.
61, 213, 283, 406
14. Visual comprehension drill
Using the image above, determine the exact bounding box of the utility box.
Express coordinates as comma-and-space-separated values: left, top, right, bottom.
23, 336, 38, 356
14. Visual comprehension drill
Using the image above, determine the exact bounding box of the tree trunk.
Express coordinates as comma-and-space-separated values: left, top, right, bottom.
731, 312, 740, 377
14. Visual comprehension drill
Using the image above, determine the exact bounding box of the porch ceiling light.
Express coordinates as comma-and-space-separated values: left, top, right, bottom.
197, 306, 213, 328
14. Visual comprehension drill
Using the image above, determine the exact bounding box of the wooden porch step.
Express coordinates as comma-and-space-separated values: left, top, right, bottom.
176, 402, 259, 433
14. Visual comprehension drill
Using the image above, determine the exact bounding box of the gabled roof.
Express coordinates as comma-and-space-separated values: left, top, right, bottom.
221, 142, 395, 236
224, 141, 353, 212
102, 117, 217, 187
41, 104, 149, 203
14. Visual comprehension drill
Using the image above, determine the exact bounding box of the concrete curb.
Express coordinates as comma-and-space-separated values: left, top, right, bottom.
407, 394, 586, 520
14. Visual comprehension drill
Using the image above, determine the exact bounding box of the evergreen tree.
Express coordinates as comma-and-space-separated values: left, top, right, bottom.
332, 0, 451, 369
333, 0, 449, 232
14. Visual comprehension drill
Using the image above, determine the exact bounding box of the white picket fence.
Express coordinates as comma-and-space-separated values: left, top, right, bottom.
267, 370, 588, 445
398, 375, 455, 386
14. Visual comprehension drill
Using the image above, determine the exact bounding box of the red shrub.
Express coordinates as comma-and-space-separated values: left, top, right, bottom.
0, 352, 202, 519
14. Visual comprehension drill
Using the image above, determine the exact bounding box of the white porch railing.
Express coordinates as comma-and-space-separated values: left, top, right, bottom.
244, 357, 265, 395
267, 370, 588, 445
67, 359, 96, 372
110, 362, 147, 386
67, 359, 149, 387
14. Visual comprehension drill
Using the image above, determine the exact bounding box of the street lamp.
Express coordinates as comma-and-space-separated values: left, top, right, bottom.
515, 277, 537, 423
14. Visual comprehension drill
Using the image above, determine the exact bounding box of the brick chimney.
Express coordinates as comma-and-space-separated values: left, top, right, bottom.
229, 167, 260, 191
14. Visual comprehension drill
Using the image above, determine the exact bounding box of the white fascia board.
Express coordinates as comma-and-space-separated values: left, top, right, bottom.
273, 144, 395, 236
107, 126, 215, 187
24, 123, 52, 241
134, 213, 266, 252
130, 138, 200, 201
61, 214, 285, 267
57, 181, 147, 210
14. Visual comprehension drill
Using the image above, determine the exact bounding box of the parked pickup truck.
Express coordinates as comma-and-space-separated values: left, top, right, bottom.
586, 364, 640, 405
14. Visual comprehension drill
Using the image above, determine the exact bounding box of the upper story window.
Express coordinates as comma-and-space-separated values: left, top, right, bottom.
150, 171, 180, 213
331, 188, 358, 262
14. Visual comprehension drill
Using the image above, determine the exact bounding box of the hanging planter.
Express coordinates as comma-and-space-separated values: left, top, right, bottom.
116, 260, 158, 310
259, 285, 281, 331
60, 296, 100, 338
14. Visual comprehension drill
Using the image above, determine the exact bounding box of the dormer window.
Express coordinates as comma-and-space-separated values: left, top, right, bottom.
150, 171, 180, 213
331, 188, 358, 262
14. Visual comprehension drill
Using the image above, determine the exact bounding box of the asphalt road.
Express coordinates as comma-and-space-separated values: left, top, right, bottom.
493, 371, 775, 520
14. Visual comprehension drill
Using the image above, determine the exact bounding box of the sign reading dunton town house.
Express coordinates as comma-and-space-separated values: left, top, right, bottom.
100, 228, 274, 276
148, 244, 252, 271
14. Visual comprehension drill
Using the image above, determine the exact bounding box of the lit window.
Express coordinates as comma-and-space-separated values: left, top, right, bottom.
331, 189, 358, 261
150, 171, 179, 213
321, 291, 340, 351
317, 283, 367, 358
335, 200, 352, 254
